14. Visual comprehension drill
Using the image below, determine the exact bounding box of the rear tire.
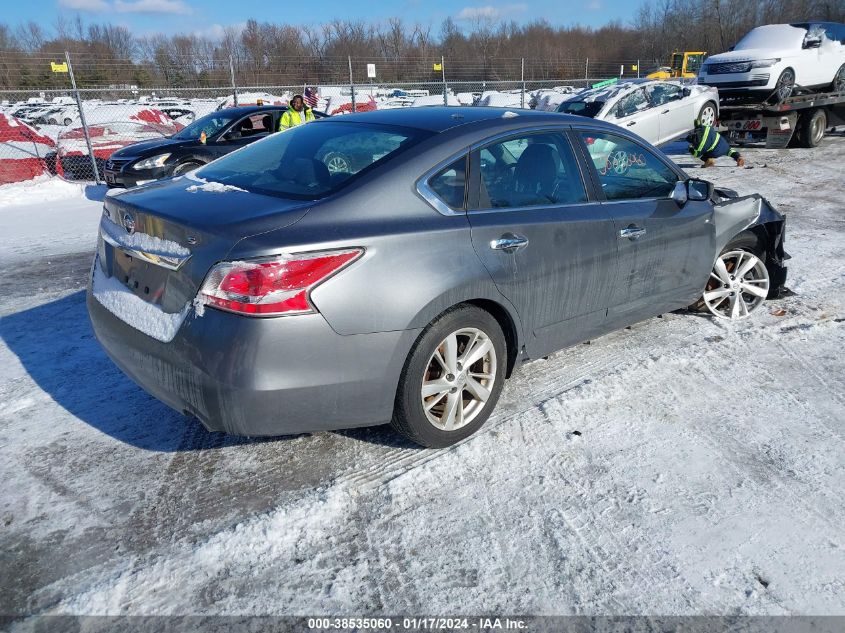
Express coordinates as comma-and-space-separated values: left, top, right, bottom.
796, 109, 827, 148
391, 304, 507, 448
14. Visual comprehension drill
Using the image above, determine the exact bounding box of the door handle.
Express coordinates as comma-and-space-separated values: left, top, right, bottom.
619, 225, 647, 240
661, 109, 670, 114
491, 235, 529, 251
626, 121, 636, 126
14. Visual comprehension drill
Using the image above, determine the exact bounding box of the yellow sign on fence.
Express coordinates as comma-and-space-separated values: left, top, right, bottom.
51, 62, 69, 73
433, 62, 442, 71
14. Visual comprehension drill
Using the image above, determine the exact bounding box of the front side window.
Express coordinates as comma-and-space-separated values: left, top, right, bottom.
196, 121, 431, 199
579, 131, 679, 200
428, 156, 466, 210
614, 88, 651, 118
647, 83, 683, 106
172, 112, 237, 140
474, 132, 586, 209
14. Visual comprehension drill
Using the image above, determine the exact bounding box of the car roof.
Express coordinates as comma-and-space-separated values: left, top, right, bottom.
317, 106, 607, 133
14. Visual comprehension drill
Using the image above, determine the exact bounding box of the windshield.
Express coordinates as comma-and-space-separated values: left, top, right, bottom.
557, 101, 604, 118
734, 24, 807, 51
172, 111, 239, 140
195, 121, 432, 200
671, 53, 684, 70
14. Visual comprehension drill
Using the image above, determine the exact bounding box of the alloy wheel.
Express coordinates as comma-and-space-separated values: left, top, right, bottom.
325, 154, 351, 174
699, 104, 716, 127
703, 250, 770, 320
834, 65, 845, 92
421, 327, 497, 431
775, 70, 795, 102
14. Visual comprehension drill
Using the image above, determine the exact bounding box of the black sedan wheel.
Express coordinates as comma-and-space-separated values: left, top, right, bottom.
392, 305, 506, 448
173, 161, 203, 176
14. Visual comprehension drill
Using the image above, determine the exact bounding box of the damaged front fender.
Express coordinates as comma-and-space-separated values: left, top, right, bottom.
713, 193, 789, 298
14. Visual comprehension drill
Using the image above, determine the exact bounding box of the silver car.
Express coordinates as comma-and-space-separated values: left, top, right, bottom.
88, 107, 787, 448
557, 80, 720, 146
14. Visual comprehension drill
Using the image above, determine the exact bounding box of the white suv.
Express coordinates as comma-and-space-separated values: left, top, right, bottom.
699, 22, 845, 102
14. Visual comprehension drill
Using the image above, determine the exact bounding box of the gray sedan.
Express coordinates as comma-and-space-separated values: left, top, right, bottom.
87, 108, 788, 447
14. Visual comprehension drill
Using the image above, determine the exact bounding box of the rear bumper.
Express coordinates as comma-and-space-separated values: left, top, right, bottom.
87, 285, 420, 436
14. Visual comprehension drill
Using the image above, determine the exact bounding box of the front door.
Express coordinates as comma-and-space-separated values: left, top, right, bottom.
609, 87, 661, 145
574, 129, 715, 325
647, 83, 696, 144
466, 130, 618, 358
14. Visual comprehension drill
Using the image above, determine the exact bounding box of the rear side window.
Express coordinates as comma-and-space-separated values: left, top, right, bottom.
579, 131, 679, 200
428, 156, 467, 210
473, 132, 587, 210
196, 121, 432, 200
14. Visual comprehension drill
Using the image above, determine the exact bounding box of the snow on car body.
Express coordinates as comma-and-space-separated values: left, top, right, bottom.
699, 22, 845, 101
557, 80, 720, 146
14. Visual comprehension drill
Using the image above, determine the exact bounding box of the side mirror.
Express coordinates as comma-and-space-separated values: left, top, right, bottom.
671, 180, 688, 206
682, 87, 692, 98
687, 178, 713, 201
803, 38, 822, 49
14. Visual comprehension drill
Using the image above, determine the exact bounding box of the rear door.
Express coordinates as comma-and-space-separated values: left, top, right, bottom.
465, 129, 618, 358
573, 128, 715, 325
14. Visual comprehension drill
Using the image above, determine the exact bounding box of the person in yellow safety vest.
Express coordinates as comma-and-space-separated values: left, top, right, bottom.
279, 94, 315, 130
685, 118, 745, 168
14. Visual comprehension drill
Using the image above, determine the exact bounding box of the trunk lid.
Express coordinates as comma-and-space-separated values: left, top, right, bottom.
97, 176, 311, 315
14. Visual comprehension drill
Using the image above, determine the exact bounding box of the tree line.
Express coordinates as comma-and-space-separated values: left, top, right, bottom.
0, 0, 843, 91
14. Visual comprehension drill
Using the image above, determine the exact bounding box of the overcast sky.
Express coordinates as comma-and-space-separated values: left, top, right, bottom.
5, 0, 640, 38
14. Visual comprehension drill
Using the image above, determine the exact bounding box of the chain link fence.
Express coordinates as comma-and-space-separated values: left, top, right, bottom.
1, 52, 647, 185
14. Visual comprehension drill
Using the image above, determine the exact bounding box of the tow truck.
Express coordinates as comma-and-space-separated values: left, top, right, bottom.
717, 89, 845, 148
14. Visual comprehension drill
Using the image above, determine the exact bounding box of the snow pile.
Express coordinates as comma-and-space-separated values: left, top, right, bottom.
0, 175, 85, 207
91, 256, 190, 343
100, 215, 190, 258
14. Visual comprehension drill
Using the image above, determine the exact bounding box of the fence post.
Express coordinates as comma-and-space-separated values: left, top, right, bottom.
585, 58, 589, 81
441, 55, 447, 106
65, 51, 100, 185
229, 55, 238, 107
348, 55, 356, 113
520, 58, 525, 109
637, 59, 640, 79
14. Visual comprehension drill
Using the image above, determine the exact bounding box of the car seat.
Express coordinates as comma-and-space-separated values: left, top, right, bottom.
512, 144, 557, 204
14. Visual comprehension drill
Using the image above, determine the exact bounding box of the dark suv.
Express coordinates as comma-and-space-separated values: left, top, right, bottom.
103, 106, 324, 187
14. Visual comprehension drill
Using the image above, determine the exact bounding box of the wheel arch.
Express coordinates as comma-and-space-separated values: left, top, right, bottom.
465, 298, 521, 378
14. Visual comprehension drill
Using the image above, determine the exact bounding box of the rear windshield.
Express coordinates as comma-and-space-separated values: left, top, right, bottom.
195, 121, 432, 200
557, 101, 604, 118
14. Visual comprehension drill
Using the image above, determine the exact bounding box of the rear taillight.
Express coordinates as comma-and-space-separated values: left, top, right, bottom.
198, 248, 363, 316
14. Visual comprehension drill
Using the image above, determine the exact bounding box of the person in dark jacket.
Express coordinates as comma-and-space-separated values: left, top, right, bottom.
686, 119, 745, 168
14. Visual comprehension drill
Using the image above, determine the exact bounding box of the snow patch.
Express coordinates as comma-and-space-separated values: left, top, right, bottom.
0, 176, 86, 207
100, 215, 190, 258
91, 256, 190, 343
185, 177, 247, 194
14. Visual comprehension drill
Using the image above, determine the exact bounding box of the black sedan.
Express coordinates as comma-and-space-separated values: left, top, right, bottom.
103, 106, 324, 188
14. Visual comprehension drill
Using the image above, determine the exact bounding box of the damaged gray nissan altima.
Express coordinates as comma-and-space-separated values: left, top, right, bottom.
87, 107, 788, 448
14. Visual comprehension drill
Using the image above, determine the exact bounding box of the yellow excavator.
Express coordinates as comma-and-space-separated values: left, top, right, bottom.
646, 52, 707, 80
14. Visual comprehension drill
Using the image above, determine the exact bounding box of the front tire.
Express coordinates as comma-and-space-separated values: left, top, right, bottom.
772, 68, 795, 103
172, 161, 203, 176
831, 64, 845, 93
697, 101, 717, 127
391, 305, 507, 448
697, 232, 770, 320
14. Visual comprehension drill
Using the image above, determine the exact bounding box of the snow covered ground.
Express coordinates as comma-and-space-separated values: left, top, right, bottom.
1, 136, 844, 618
